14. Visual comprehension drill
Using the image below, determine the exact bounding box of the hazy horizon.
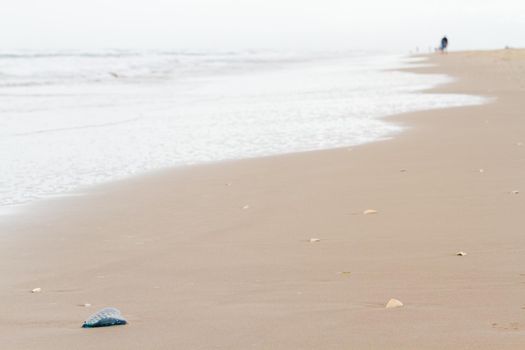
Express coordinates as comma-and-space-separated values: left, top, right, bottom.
1, 0, 524, 52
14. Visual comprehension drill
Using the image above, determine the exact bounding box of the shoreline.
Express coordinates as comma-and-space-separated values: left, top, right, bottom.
1, 49, 525, 349
0, 51, 481, 213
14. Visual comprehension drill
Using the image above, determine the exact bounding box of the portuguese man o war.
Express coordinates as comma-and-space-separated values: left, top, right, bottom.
82, 307, 128, 328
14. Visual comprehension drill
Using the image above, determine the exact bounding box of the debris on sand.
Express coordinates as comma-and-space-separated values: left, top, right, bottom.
242, 205, 250, 210
309, 238, 321, 243
385, 298, 403, 309
363, 209, 378, 215
31, 288, 42, 293
456, 251, 467, 256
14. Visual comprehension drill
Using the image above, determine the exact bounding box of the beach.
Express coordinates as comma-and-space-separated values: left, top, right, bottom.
1, 49, 525, 349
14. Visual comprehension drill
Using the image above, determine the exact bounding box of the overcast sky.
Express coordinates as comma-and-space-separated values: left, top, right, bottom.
2, 0, 524, 52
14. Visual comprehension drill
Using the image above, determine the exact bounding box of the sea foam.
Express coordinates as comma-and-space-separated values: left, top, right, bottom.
0, 50, 484, 208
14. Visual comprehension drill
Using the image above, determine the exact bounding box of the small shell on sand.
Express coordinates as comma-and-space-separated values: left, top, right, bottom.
385, 298, 403, 309
363, 209, 378, 215
512, 190, 519, 195
31, 288, 42, 293
456, 251, 467, 256
309, 238, 321, 243
79, 303, 92, 307
242, 205, 250, 210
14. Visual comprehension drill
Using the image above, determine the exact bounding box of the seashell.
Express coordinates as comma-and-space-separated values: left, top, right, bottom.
363, 209, 378, 215
309, 238, 320, 243
385, 298, 403, 309
512, 190, 519, 195
31, 288, 42, 293
79, 303, 92, 308
242, 205, 250, 210
456, 251, 467, 256
82, 307, 127, 328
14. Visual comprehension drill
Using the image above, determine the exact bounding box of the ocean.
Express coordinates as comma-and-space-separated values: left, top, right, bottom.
0, 50, 484, 209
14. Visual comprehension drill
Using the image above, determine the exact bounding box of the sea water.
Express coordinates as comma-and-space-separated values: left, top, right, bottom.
0, 50, 484, 208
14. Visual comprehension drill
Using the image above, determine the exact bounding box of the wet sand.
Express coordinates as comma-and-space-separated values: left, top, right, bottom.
1, 49, 525, 349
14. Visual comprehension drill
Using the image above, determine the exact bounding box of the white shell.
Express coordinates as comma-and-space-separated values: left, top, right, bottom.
309, 238, 321, 243
456, 251, 467, 256
363, 209, 378, 215
242, 205, 250, 209
385, 298, 403, 308
31, 288, 42, 293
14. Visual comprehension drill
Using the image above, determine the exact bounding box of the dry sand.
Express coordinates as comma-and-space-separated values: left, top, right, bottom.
1, 49, 525, 349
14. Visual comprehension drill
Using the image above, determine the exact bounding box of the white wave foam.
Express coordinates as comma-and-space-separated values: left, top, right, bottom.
0, 51, 484, 208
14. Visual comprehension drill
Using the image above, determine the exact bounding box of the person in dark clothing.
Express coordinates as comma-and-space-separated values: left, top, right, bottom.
440, 36, 448, 53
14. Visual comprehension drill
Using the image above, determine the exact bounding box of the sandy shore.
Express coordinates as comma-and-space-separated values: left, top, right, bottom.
1, 49, 525, 349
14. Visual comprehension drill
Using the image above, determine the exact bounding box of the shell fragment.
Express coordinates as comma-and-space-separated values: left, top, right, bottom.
363, 209, 378, 215
385, 298, 403, 309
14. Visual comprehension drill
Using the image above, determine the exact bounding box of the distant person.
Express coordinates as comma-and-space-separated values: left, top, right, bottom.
440, 36, 448, 53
